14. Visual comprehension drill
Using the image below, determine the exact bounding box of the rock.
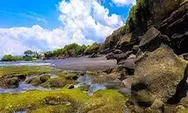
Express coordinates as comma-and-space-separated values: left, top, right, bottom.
116, 33, 135, 51
103, 25, 128, 53
25, 77, 42, 86
122, 78, 133, 89
1, 77, 20, 88
132, 45, 139, 54
40, 75, 50, 83
114, 51, 133, 64
160, 2, 188, 54
179, 53, 188, 60
139, 27, 169, 52
15, 74, 26, 81
149, 0, 183, 26
113, 49, 123, 54
66, 75, 79, 80
103, 68, 113, 74
160, 2, 188, 37
88, 53, 99, 58
105, 79, 122, 89
150, 99, 164, 110
41, 77, 67, 88
132, 46, 188, 105
170, 31, 188, 55
118, 59, 136, 70
65, 84, 74, 89
106, 52, 115, 60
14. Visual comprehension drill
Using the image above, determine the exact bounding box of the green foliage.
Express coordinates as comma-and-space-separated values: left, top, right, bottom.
62, 43, 86, 57
126, 0, 148, 28
1, 55, 23, 61
85, 43, 101, 55
23, 50, 39, 61
44, 43, 87, 58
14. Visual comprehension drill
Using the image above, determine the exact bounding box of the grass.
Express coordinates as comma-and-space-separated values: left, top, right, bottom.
0, 89, 126, 113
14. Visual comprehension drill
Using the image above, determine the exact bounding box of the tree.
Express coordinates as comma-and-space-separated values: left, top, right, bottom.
1, 55, 23, 61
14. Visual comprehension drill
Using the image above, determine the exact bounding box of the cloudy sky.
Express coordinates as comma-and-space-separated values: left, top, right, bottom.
0, 0, 135, 57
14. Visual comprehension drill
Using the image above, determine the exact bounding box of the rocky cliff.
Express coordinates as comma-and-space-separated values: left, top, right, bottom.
103, 0, 188, 112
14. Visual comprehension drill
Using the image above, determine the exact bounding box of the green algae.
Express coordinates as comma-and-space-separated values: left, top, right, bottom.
0, 89, 126, 113
0, 66, 54, 77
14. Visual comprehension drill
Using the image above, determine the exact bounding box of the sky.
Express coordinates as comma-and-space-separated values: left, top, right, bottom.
0, 0, 136, 57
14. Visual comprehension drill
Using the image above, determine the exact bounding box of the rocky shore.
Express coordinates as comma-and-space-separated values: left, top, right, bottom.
101, 0, 188, 112
0, 0, 188, 113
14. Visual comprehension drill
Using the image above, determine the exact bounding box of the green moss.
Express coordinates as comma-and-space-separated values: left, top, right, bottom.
25, 77, 42, 86
0, 89, 88, 113
80, 90, 126, 113
0, 89, 126, 113
126, 0, 147, 25
0, 66, 54, 77
41, 77, 76, 88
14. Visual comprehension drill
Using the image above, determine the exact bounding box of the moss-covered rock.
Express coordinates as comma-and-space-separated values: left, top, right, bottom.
131, 45, 187, 109
25, 77, 42, 86
41, 77, 75, 88
79, 90, 126, 113
39, 75, 50, 83
0, 77, 20, 88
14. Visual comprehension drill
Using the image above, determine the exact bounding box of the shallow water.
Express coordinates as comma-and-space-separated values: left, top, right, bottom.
0, 82, 48, 93
0, 73, 106, 95
75, 74, 106, 95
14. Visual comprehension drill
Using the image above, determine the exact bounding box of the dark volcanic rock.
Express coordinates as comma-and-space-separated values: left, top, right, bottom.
88, 53, 99, 58
114, 51, 133, 64
139, 27, 170, 52
113, 49, 123, 54
159, 2, 188, 55
170, 31, 188, 55
106, 52, 115, 60
160, 2, 188, 37
180, 52, 188, 60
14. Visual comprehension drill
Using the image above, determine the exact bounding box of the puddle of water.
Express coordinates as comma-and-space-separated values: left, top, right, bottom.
14, 111, 26, 113
87, 84, 106, 96
0, 82, 47, 93
75, 75, 106, 95
50, 74, 58, 78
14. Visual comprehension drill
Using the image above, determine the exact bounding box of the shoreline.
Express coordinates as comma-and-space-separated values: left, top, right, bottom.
0, 55, 117, 71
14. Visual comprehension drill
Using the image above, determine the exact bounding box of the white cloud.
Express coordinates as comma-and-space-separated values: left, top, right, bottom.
112, 0, 136, 6
0, 0, 123, 57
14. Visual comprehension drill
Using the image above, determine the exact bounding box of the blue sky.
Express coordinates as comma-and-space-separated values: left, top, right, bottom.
0, 0, 135, 57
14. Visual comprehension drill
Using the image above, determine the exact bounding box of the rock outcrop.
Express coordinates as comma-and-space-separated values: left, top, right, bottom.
103, 0, 188, 112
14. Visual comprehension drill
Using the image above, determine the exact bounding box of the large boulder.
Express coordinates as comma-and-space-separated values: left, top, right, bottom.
131, 46, 187, 109
139, 27, 169, 52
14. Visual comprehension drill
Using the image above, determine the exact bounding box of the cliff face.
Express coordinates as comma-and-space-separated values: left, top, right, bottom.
103, 0, 188, 112
103, 0, 187, 54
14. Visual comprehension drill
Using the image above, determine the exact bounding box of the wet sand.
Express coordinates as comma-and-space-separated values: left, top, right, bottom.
52, 55, 117, 71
